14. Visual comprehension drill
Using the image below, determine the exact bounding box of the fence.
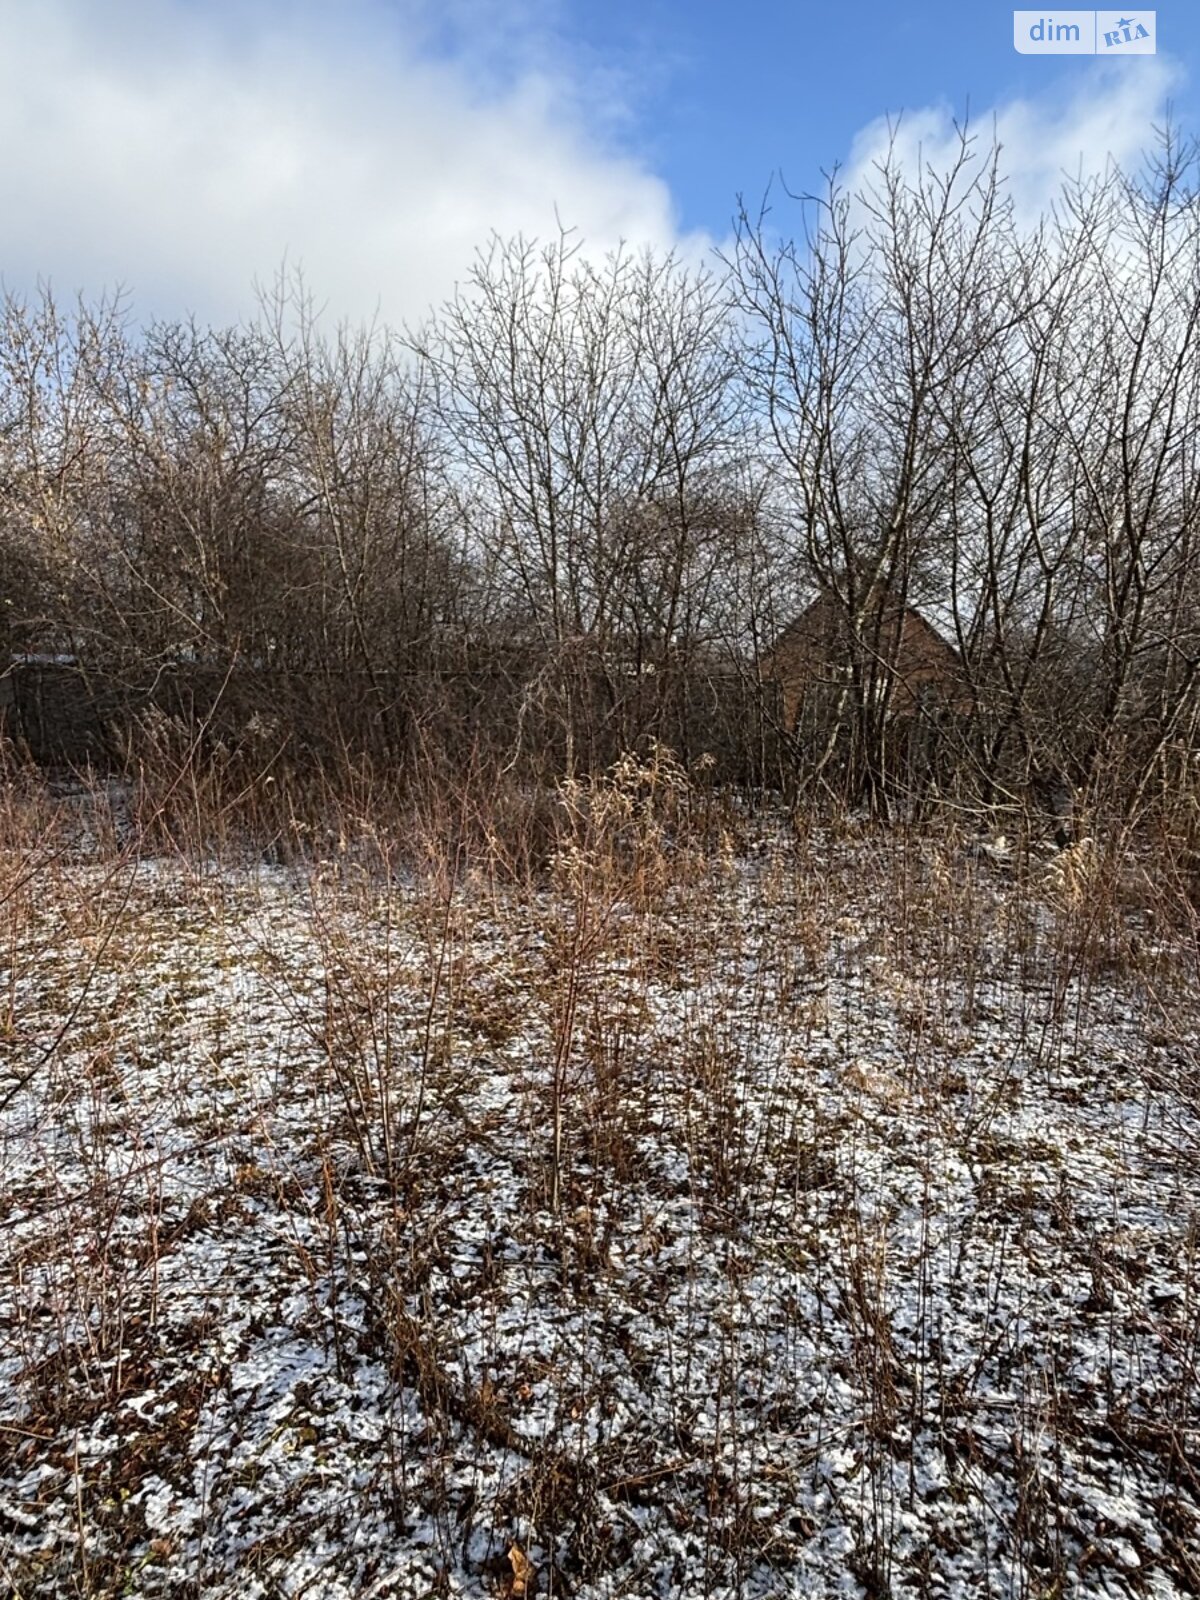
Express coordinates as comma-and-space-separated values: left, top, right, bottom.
0, 657, 786, 789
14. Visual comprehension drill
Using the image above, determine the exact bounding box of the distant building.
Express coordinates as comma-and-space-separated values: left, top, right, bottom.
761, 587, 969, 732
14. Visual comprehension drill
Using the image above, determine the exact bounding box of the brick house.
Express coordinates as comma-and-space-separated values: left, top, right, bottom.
761, 587, 969, 733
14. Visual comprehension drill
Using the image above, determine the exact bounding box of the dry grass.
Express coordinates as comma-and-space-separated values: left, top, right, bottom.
1, 751, 1199, 1598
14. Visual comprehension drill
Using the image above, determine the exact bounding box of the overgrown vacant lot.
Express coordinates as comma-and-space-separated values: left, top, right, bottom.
2, 789, 1199, 1597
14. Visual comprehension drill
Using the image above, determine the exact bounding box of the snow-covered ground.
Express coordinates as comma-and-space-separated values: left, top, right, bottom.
2, 823, 1198, 1597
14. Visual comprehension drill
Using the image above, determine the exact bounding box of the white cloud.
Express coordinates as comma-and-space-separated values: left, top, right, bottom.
844, 57, 1183, 228
0, 0, 701, 330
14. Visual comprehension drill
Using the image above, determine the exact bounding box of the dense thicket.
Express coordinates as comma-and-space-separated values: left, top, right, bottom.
5, 130, 1200, 823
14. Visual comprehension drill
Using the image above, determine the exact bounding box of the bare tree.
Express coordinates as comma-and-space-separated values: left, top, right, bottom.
730, 122, 1200, 825
413, 231, 752, 771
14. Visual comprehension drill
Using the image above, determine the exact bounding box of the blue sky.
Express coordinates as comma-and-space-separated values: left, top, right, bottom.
545, 1, 1197, 237
0, 1, 1190, 326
